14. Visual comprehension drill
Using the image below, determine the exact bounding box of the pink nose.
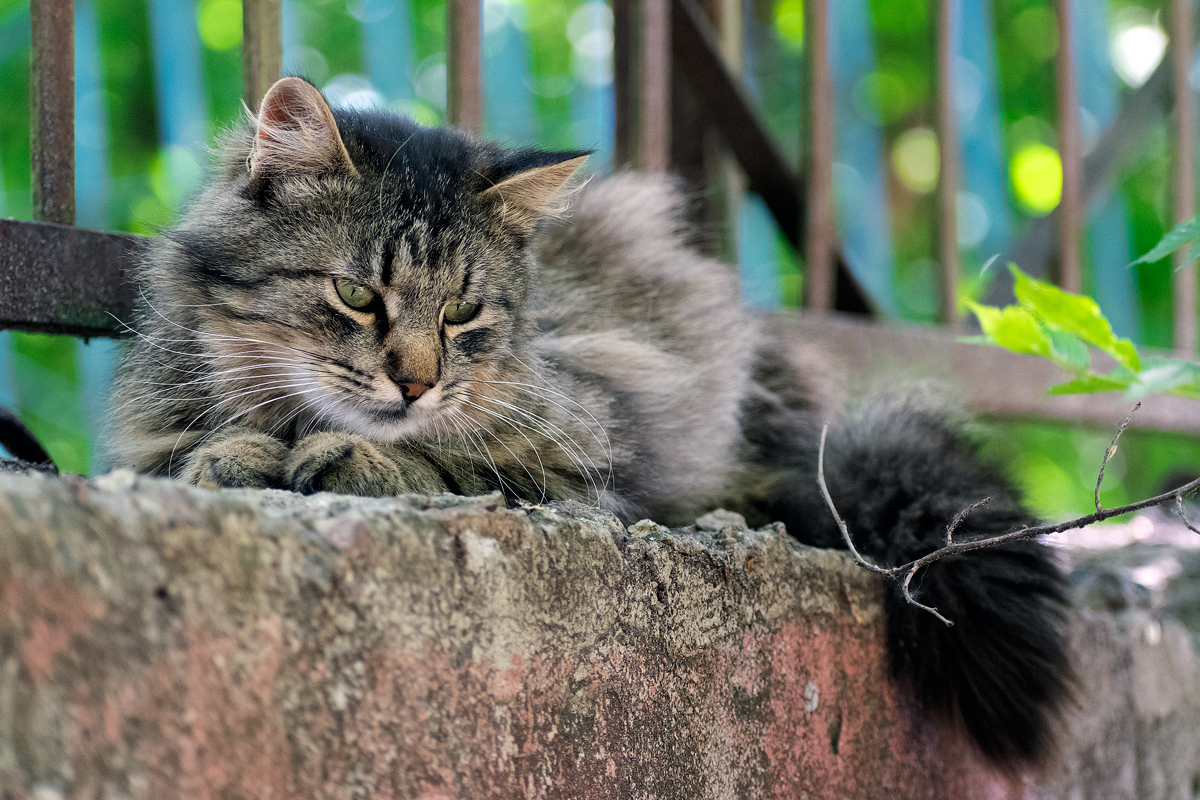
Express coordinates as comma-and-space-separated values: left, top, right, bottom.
401, 382, 431, 400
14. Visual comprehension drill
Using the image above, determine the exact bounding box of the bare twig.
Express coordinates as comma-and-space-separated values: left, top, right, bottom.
816, 408, 1200, 626
945, 497, 990, 546
903, 567, 953, 627
1178, 493, 1200, 536
817, 424, 891, 576
1095, 402, 1139, 513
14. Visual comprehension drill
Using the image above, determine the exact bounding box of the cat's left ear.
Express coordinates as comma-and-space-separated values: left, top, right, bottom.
480, 152, 589, 232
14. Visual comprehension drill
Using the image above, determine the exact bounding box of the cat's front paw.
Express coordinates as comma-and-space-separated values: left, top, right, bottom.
183, 428, 289, 489
287, 432, 445, 497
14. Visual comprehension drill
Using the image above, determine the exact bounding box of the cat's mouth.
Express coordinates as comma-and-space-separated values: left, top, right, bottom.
357, 401, 413, 421
321, 392, 442, 441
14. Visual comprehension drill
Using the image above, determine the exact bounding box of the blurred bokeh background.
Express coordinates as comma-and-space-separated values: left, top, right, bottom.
0, 0, 1198, 518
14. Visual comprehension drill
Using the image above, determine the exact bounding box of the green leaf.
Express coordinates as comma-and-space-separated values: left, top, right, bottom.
1124, 361, 1196, 401
1110, 340, 1142, 372
1047, 329, 1090, 372
966, 300, 1052, 357
1048, 374, 1133, 395
1153, 360, 1200, 399
1133, 215, 1200, 265
1108, 365, 1138, 386
1010, 265, 1142, 371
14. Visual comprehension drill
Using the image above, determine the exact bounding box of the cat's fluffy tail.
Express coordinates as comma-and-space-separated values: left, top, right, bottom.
757, 396, 1072, 770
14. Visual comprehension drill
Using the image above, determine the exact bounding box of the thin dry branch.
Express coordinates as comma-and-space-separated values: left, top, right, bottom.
945, 498, 990, 546
1094, 403, 1137, 513
816, 406, 1200, 626
816, 425, 891, 577
1178, 493, 1200, 536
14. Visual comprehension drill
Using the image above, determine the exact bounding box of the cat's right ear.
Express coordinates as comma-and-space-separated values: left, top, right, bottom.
247, 77, 358, 186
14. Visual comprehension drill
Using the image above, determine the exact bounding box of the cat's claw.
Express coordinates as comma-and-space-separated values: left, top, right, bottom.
183, 430, 289, 490
287, 432, 443, 497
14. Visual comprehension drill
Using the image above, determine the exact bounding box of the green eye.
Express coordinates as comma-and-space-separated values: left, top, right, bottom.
444, 302, 479, 324
335, 278, 376, 309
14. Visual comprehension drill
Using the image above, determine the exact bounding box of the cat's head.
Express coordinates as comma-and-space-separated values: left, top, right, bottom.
158, 77, 587, 441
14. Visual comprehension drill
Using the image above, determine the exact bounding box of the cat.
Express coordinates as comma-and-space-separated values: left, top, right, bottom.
109, 76, 1071, 771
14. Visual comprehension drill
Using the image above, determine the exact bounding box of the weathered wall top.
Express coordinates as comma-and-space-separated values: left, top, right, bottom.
0, 469, 1195, 799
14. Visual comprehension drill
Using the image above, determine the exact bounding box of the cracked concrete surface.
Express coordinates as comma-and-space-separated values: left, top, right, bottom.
0, 469, 1194, 799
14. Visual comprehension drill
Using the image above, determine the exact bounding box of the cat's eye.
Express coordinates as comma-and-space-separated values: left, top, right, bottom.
335, 278, 376, 309
444, 302, 479, 324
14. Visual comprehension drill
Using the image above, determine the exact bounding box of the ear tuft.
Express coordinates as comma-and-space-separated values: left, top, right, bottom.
480, 155, 589, 231
248, 77, 358, 181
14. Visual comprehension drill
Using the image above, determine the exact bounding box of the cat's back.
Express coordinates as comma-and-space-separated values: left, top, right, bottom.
532, 173, 754, 367
529, 174, 760, 522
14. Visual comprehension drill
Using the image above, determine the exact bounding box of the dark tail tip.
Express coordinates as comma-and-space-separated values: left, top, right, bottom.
765, 400, 1074, 771
887, 538, 1074, 770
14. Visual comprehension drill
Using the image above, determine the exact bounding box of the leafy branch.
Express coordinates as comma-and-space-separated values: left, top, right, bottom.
1132, 214, 1200, 271
966, 215, 1200, 402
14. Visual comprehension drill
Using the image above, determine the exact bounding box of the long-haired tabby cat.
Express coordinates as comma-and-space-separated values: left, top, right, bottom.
110, 77, 1070, 771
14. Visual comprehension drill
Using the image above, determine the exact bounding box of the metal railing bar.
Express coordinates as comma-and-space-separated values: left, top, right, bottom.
613, 0, 635, 167
1055, 0, 1082, 292
242, 0, 282, 111
803, 0, 835, 311
0, 220, 140, 337
1172, 0, 1197, 355
787, 312, 1200, 435
714, 0, 746, 267
640, 0, 670, 172
447, 0, 482, 132
670, 0, 796, 231
13, 215, 1185, 434
30, 0, 74, 227
935, 0, 959, 324
988, 53, 1174, 303
669, 0, 873, 314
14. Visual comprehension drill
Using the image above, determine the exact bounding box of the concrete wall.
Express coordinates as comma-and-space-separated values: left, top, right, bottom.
0, 470, 1194, 799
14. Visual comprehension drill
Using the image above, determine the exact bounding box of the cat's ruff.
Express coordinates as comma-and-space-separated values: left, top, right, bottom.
110, 76, 1072, 773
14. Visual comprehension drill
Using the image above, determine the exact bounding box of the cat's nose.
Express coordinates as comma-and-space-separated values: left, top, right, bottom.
399, 382, 431, 401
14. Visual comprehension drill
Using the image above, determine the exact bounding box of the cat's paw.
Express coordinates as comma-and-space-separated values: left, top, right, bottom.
183, 429, 289, 489
287, 432, 445, 497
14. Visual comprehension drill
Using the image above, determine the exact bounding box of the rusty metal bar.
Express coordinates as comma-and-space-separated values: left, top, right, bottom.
716, 0, 740, 64
1054, 0, 1082, 292
804, 0, 835, 311
713, 0, 744, 261
12, 205, 1194, 426
0, 220, 141, 337
613, 0, 635, 167
242, 0, 282, 112
669, 0, 873, 314
935, 0, 959, 324
671, 0, 797, 231
640, 0, 670, 172
30, 0, 75, 226
786, 313, 1200, 435
989, 55, 1174, 300
1173, 0, 1197, 355
447, 0, 482, 132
